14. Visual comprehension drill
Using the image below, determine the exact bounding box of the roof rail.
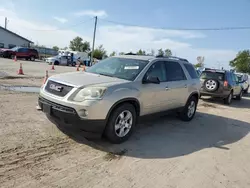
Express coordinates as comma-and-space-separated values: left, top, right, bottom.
155, 55, 189, 62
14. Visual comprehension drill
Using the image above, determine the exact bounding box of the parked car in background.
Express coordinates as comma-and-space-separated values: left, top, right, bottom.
200, 68, 243, 104
45, 55, 78, 66
0, 47, 39, 61
38, 55, 200, 143
236, 73, 249, 93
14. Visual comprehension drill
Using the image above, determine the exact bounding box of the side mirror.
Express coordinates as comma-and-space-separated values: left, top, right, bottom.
143, 75, 160, 84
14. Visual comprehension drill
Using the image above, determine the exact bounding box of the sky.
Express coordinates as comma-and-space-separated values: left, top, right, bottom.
0, 0, 249, 68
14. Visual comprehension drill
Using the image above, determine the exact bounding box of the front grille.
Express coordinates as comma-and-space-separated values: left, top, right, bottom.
45, 80, 73, 97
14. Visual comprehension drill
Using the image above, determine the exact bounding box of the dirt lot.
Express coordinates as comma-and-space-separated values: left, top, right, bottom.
1, 59, 250, 187
0, 89, 250, 188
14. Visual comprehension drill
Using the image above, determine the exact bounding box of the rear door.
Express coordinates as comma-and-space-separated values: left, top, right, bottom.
164, 61, 189, 108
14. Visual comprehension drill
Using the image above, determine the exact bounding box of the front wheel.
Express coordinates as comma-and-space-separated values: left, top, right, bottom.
236, 90, 243, 100
179, 96, 198, 121
104, 103, 136, 144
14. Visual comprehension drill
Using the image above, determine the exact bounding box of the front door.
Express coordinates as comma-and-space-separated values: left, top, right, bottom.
140, 61, 177, 115
232, 73, 242, 95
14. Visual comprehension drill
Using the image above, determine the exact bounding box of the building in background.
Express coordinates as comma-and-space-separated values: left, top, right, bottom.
0, 26, 33, 49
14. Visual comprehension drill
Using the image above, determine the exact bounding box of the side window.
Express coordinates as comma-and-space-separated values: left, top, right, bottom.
145, 61, 166, 82
0, 43, 4, 48
234, 74, 239, 83
165, 61, 186, 81
226, 72, 232, 84
184, 63, 198, 79
18, 48, 23, 52
8, 44, 16, 49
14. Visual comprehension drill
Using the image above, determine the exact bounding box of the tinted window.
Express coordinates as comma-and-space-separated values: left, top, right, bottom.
145, 61, 166, 82
184, 64, 198, 79
233, 74, 239, 82
0, 43, 4, 48
226, 72, 232, 84
9, 44, 16, 49
18, 48, 28, 52
86, 57, 149, 81
165, 61, 186, 81
201, 71, 225, 81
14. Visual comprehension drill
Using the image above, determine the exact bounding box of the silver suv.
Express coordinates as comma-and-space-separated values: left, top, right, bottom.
38, 55, 200, 143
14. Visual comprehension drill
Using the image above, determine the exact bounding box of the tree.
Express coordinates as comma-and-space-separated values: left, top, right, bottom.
119, 52, 125, 55
93, 45, 107, 60
164, 49, 172, 56
157, 48, 164, 56
62, 47, 68, 50
110, 51, 116, 57
136, 49, 146, 55
150, 49, 155, 56
52, 46, 59, 51
69, 37, 90, 52
229, 50, 250, 74
194, 62, 203, 68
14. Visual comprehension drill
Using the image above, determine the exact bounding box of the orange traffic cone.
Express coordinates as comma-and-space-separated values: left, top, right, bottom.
51, 62, 55, 70
82, 65, 86, 71
76, 64, 80, 71
14, 55, 17, 62
43, 70, 49, 85
17, 63, 24, 75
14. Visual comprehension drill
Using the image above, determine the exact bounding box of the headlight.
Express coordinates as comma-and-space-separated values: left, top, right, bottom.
73, 87, 106, 102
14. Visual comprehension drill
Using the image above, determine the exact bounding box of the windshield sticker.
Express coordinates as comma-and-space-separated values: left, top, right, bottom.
124, 66, 139, 70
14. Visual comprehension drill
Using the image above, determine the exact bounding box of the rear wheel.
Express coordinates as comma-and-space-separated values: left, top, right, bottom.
224, 91, 233, 105
179, 96, 198, 121
30, 56, 35, 61
104, 103, 136, 144
244, 86, 249, 94
54, 61, 59, 65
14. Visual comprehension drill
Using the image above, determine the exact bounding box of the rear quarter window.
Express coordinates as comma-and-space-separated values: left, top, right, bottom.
184, 64, 198, 79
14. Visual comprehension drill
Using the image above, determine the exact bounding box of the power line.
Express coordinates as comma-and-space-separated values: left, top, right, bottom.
16, 17, 94, 31
99, 18, 250, 31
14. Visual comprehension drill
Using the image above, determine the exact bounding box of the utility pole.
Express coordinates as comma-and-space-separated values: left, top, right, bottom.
4, 17, 7, 29
90, 16, 97, 66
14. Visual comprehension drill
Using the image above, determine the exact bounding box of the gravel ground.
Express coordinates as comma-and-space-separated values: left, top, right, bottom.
0, 90, 250, 188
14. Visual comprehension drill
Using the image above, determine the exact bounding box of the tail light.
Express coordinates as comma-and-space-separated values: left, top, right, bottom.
224, 81, 228, 87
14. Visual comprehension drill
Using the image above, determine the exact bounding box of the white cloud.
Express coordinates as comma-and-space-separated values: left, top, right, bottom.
74, 10, 107, 18
0, 6, 237, 68
53, 17, 68, 23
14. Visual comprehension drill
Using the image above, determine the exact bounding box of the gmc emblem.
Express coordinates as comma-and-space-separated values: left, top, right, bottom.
49, 84, 63, 92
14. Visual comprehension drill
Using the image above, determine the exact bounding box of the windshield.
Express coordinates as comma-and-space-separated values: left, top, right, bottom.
200, 71, 225, 81
11, 47, 19, 51
86, 57, 149, 81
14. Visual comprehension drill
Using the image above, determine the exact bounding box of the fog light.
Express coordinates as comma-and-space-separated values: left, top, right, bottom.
78, 109, 88, 118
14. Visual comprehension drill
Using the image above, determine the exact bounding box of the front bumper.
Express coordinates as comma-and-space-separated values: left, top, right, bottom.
38, 97, 106, 138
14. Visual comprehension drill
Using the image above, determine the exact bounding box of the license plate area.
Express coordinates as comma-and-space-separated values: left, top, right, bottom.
42, 104, 51, 114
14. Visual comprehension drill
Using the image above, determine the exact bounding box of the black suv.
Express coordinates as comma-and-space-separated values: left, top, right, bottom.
200, 68, 243, 104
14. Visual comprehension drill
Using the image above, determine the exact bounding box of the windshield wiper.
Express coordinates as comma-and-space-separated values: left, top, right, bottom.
98, 73, 115, 78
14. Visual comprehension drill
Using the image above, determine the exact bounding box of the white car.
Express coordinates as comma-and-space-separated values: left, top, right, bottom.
236, 73, 249, 93
45, 55, 77, 66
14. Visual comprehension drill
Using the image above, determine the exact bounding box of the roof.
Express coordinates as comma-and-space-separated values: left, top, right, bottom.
0, 26, 33, 43
115, 55, 155, 61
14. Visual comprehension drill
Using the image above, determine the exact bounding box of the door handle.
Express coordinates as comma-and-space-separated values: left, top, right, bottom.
184, 84, 187, 88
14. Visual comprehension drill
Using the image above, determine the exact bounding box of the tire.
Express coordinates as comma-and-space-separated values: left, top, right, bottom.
179, 96, 198, 121
11, 54, 15, 59
204, 79, 219, 92
54, 61, 59, 65
30, 56, 35, 61
224, 91, 233, 105
72, 62, 76, 67
236, 90, 243, 100
104, 103, 136, 144
244, 86, 249, 94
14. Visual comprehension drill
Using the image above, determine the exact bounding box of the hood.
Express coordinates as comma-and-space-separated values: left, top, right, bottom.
49, 72, 129, 88
46, 56, 58, 60
0, 48, 11, 52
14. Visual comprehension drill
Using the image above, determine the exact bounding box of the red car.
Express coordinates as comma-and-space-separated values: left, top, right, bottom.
0, 47, 39, 61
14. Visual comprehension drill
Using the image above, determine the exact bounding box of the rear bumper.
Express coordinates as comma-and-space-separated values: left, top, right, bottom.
38, 97, 106, 138
200, 88, 230, 98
